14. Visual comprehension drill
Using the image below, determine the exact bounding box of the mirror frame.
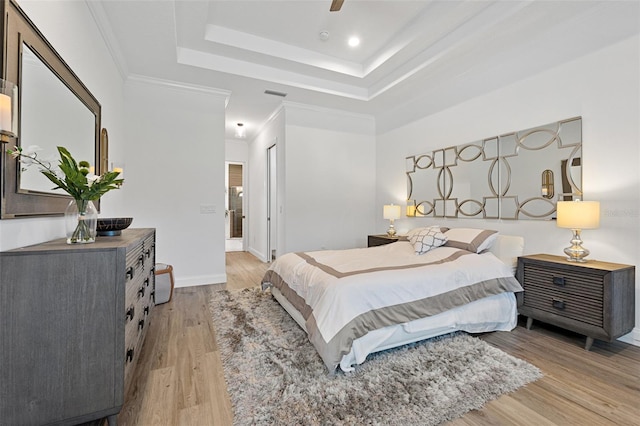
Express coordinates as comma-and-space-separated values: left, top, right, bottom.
0, 0, 102, 218
406, 117, 582, 220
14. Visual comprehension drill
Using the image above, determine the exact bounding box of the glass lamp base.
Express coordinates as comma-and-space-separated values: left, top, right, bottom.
564, 229, 589, 262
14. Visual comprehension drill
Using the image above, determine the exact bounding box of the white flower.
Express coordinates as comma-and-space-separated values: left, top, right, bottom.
86, 174, 101, 187
9, 146, 20, 159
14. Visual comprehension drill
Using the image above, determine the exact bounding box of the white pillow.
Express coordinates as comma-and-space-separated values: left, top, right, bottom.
444, 228, 498, 253
408, 227, 448, 255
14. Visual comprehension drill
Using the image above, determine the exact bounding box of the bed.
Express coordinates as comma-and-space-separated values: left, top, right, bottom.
261, 227, 524, 372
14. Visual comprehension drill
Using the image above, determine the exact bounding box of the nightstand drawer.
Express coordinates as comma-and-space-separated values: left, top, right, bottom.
522, 263, 604, 298
522, 284, 603, 327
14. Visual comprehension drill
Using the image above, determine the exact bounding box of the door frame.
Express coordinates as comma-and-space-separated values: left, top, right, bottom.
225, 161, 246, 251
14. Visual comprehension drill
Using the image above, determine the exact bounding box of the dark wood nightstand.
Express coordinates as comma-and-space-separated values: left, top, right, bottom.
516, 254, 635, 350
368, 234, 399, 247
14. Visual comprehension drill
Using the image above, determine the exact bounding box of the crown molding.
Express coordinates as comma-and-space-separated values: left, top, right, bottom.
126, 74, 231, 106
84, 0, 129, 80
177, 47, 369, 101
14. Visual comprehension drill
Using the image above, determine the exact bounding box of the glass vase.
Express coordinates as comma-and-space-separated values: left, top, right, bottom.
65, 199, 98, 244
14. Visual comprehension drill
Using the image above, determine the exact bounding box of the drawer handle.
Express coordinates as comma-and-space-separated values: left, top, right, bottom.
552, 299, 566, 310
144, 306, 149, 316
126, 348, 134, 363
144, 277, 150, 288
125, 306, 135, 322
138, 286, 145, 298
151, 290, 155, 303
138, 319, 145, 331
552, 276, 566, 286
146, 248, 151, 258
126, 267, 134, 280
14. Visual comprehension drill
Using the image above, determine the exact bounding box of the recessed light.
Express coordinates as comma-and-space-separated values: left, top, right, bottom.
348, 36, 360, 47
319, 31, 329, 41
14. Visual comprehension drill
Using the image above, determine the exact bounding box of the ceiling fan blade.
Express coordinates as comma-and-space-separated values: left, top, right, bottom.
330, 0, 344, 12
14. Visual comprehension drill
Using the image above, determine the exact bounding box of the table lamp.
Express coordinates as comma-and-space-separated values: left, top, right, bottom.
383, 204, 401, 237
556, 200, 600, 262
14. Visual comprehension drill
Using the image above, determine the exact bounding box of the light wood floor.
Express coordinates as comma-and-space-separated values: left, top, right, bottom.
119, 251, 640, 425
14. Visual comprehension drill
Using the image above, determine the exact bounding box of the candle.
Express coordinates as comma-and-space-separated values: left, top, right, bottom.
0, 93, 12, 133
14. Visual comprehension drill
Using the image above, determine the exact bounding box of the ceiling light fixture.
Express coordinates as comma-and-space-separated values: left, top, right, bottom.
235, 122, 246, 138
348, 36, 360, 47
319, 31, 329, 41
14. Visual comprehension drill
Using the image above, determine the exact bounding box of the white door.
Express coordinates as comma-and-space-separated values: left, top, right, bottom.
267, 144, 277, 261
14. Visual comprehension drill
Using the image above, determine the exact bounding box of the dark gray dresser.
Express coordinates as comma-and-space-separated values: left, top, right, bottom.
0, 228, 156, 425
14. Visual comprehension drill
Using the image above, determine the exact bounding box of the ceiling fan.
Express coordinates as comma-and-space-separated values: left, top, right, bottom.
330, 0, 344, 12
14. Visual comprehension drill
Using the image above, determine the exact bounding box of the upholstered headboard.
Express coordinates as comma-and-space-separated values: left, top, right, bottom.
489, 235, 525, 274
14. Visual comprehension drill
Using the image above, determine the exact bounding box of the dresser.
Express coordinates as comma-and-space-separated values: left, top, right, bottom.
367, 234, 399, 247
0, 228, 156, 425
516, 254, 635, 350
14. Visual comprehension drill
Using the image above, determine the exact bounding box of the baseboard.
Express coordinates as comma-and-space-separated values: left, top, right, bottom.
174, 273, 227, 288
631, 326, 640, 345
248, 247, 269, 263
617, 326, 640, 347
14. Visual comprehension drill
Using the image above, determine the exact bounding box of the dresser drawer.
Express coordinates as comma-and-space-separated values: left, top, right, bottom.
123, 231, 156, 391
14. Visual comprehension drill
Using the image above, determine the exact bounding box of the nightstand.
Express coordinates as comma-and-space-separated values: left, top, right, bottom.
368, 234, 399, 247
516, 254, 635, 350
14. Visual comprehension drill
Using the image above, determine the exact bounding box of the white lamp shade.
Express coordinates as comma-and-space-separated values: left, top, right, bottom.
556, 201, 600, 229
383, 204, 401, 220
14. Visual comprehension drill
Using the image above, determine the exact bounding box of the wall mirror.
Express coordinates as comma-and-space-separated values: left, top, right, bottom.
407, 117, 582, 220
1, 0, 101, 218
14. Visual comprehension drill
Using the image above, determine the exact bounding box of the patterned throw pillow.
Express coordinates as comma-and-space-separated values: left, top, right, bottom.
408, 226, 448, 255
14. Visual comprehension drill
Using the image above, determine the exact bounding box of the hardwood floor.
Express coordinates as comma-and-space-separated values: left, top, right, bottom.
119, 251, 640, 425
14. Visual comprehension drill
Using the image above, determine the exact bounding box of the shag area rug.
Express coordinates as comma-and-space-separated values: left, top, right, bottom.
210, 288, 541, 426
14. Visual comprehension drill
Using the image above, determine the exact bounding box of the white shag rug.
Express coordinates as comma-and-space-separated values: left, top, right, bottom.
210, 288, 541, 426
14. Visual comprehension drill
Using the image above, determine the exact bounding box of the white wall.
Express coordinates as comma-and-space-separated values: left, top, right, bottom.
247, 102, 377, 260
284, 103, 377, 252
226, 139, 248, 163
377, 35, 640, 345
124, 77, 229, 287
0, 0, 126, 250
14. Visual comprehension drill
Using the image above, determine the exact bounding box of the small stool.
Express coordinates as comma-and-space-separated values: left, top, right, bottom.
154, 263, 174, 304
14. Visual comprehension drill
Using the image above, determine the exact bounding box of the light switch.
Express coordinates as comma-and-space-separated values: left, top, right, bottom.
200, 204, 216, 214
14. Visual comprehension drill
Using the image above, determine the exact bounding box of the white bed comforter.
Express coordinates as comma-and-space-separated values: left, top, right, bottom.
262, 241, 523, 371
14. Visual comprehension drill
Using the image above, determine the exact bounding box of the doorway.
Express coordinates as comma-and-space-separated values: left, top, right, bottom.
225, 162, 245, 252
